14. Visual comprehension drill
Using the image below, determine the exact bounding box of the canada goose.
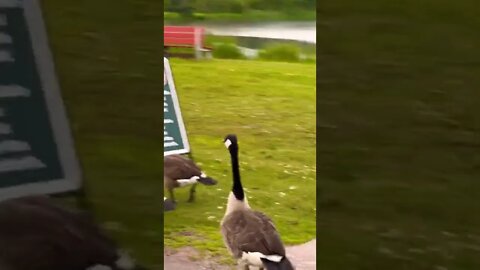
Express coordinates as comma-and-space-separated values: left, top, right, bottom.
221, 134, 295, 270
0, 195, 146, 270
164, 197, 176, 212
164, 154, 217, 204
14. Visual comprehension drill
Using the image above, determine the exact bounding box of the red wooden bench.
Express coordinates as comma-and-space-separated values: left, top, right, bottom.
164, 26, 212, 59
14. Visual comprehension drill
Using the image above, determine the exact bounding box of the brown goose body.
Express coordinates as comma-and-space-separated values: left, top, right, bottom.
221, 134, 294, 270
0, 196, 144, 270
164, 154, 217, 204
221, 208, 286, 259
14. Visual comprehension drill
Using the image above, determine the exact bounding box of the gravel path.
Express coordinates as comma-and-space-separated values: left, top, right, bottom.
164, 239, 316, 270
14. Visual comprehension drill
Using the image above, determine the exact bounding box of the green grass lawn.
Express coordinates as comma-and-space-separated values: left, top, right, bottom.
318, 0, 480, 269
164, 59, 316, 263
41, 0, 163, 268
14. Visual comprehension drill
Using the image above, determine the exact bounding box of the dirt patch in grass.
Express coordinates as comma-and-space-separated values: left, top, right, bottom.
164, 239, 317, 270
164, 247, 233, 270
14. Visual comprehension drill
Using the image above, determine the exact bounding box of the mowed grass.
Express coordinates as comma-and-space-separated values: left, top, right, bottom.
164, 59, 316, 261
318, 0, 480, 269
41, 0, 163, 268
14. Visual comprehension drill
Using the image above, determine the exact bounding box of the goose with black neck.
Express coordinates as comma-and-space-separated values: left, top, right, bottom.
221, 134, 295, 270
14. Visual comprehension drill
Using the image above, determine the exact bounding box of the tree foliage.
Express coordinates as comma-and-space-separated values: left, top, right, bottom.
165, 0, 315, 14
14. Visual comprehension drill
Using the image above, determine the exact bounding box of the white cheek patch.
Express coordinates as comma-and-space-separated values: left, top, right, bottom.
200, 172, 207, 178
224, 139, 232, 149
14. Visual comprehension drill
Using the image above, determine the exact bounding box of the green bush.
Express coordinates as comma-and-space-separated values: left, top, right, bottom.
213, 43, 244, 59
204, 35, 237, 48
164, 12, 180, 20
229, 0, 245, 13
259, 44, 300, 62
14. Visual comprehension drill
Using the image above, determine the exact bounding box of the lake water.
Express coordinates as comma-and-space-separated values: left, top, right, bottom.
200, 21, 316, 44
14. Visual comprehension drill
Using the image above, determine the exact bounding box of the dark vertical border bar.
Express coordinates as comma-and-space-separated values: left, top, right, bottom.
160, 6, 165, 269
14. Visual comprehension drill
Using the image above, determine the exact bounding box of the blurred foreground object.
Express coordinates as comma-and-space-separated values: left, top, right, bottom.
0, 195, 146, 270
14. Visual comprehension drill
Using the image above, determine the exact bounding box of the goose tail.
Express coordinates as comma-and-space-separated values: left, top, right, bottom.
197, 175, 217, 186
261, 256, 295, 270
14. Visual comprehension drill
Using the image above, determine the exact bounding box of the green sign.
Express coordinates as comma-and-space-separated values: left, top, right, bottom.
0, 0, 81, 200
164, 57, 190, 156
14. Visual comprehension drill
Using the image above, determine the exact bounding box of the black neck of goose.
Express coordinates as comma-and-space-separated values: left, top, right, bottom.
230, 148, 244, 201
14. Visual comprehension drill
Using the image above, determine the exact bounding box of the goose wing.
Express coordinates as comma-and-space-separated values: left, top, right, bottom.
164, 154, 202, 179
222, 210, 286, 258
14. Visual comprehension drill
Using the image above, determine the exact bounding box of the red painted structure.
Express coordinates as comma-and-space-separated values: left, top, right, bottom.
164, 26, 211, 59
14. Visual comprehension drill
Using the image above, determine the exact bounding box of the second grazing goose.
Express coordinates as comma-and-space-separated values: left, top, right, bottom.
164, 154, 217, 204
220, 134, 294, 270
0, 195, 145, 270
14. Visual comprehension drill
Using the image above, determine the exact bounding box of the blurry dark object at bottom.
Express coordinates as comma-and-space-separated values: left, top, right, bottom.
0, 196, 147, 270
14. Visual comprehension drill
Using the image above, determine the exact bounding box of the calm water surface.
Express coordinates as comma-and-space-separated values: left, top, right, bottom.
200, 21, 316, 44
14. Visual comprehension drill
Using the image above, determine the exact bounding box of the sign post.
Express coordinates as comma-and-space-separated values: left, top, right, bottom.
0, 0, 82, 201
164, 57, 190, 156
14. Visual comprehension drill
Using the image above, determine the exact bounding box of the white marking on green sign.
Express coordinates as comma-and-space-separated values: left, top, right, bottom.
0, 140, 30, 154
0, 0, 82, 201
164, 142, 179, 148
0, 156, 46, 173
0, 85, 31, 97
